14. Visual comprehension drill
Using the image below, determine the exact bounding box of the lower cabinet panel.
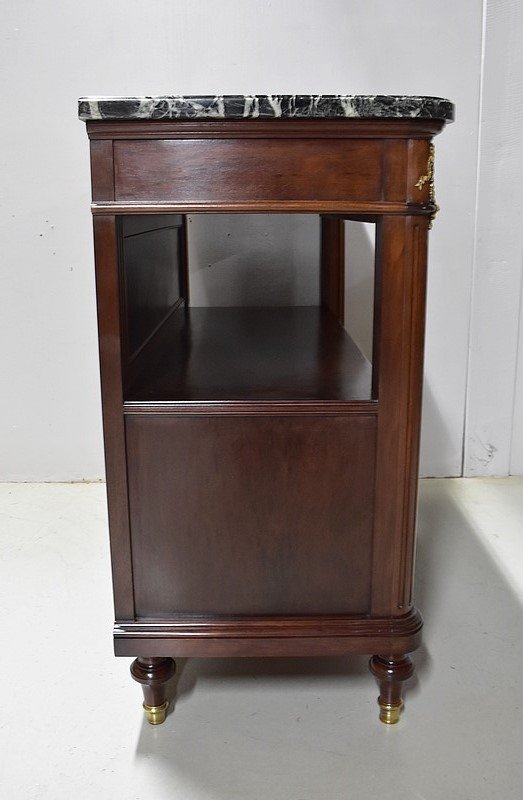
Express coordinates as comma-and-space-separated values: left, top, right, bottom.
125, 414, 376, 616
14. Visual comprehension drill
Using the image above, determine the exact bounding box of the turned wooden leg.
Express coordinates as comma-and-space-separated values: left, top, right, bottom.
369, 654, 414, 724
130, 656, 176, 725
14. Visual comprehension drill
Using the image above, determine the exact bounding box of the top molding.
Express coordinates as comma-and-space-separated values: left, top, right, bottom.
78, 94, 454, 122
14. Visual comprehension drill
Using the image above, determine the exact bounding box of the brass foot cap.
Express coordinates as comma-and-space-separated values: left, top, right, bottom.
378, 701, 404, 725
143, 700, 169, 725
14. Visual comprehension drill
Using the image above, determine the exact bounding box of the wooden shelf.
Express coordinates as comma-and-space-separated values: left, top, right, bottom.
124, 305, 372, 402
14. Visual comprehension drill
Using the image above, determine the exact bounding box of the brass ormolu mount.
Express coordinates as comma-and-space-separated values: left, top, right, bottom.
415, 143, 439, 228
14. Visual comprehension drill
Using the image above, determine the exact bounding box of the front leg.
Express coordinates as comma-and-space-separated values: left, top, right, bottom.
369, 654, 414, 724
130, 656, 176, 725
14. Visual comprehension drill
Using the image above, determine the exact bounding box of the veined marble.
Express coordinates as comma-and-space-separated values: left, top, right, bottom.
78, 95, 454, 122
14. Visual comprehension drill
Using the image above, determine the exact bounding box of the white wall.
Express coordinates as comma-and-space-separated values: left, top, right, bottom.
188, 215, 319, 308
1, 0, 484, 480
464, 0, 523, 476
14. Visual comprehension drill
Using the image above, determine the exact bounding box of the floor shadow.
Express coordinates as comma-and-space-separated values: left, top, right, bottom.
419, 380, 461, 478
172, 653, 370, 707
133, 484, 523, 799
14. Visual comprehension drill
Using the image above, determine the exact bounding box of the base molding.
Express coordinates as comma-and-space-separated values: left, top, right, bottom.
114, 608, 422, 658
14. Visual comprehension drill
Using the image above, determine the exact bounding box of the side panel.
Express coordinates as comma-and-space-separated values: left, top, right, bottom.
126, 413, 377, 617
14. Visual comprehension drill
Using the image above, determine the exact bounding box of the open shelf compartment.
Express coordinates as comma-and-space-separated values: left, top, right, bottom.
125, 304, 372, 402
119, 213, 377, 405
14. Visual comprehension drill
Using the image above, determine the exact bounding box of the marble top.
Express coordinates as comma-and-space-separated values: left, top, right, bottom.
78, 95, 454, 122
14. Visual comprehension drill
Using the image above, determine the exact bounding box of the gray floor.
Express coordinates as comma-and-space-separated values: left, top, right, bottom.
1, 478, 522, 799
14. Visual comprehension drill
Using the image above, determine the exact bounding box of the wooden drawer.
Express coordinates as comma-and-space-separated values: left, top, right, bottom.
126, 413, 377, 617
114, 138, 384, 204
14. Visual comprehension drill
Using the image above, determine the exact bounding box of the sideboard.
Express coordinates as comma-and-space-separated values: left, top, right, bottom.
79, 94, 453, 725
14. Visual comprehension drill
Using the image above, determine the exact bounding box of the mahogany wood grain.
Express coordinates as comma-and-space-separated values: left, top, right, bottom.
123, 306, 372, 403
92, 215, 134, 620
124, 401, 378, 416
91, 199, 437, 216
115, 608, 422, 658
84, 112, 449, 722
370, 215, 429, 615
114, 139, 384, 204
320, 216, 345, 322
117, 609, 422, 638
89, 139, 114, 202
87, 118, 445, 140
383, 140, 408, 202
126, 413, 376, 616
130, 656, 176, 708
369, 654, 415, 717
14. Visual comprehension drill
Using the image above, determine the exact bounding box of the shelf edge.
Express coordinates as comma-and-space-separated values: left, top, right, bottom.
123, 401, 378, 415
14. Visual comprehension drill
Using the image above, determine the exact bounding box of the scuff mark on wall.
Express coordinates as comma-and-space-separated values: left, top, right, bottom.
468, 434, 499, 472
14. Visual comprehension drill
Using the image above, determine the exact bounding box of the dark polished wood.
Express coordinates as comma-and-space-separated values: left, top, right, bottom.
126, 412, 376, 616
83, 113, 449, 724
125, 306, 371, 402
92, 215, 134, 620
320, 216, 345, 322
91, 199, 438, 216
125, 401, 377, 415
130, 656, 176, 723
116, 608, 423, 658
114, 138, 384, 204
86, 117, 445, 140
89, 140, 114, 202
369, 654, 415, 724
370, 215, 429, 615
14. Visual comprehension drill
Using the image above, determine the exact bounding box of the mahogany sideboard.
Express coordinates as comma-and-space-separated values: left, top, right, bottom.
79, 94, 453, 726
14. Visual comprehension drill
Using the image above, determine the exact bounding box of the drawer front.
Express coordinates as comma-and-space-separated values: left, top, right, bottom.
114, 138, 384, 204
126, 413, 376, 617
